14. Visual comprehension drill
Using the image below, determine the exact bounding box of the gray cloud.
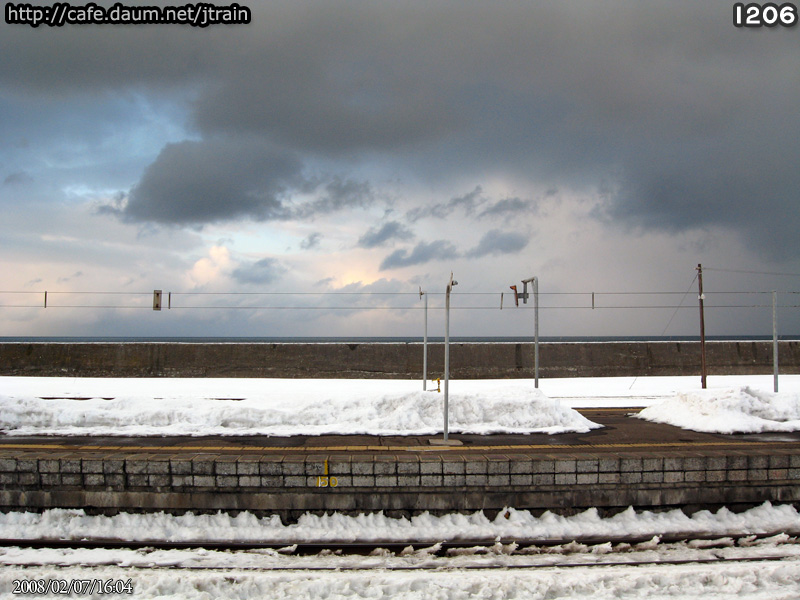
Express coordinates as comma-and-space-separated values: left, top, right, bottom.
603, 135, 800, 259
331, 277, 408, 294
466, 230, 529, 258
406, 187, 485, 223
4, 171, 33, 185
315, 276, 336, 287
104, 138, 377, 227
3, 0, 800, 260
313, 277, 411, 316
300, 232, 323, 250
291, 177, 374, 220
379, 240, 458, 271
478, 197, 537, 220
232, 257, 286, 285
115, 138, 303, 226
56, 271, 84, 284
0, 24, 211, 95
321, 177, 373, 211
190, 4, 461, 154
357, 221, 415, 248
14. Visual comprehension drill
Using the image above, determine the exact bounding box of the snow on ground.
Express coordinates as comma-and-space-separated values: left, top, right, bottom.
1, 502, 798, 544
1, 375, 800, 436
3, 555, 800, 600
637, 386, 800, 434
0, 379, 599, 436
2, 504, 800, 599
3, 375, 800, 598
2, 505, 800, 599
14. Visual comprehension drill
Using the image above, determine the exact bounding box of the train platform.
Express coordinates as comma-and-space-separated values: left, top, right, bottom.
2, 407, 799, 518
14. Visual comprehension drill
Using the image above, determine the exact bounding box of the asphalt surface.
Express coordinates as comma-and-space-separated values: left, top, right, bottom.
2, 409, 799, 455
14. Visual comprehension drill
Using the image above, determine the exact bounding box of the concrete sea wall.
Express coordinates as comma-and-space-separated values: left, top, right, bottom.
1, 340, 798, 378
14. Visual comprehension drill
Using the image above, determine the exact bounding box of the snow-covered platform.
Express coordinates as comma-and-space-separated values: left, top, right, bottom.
2, 375, 800, 517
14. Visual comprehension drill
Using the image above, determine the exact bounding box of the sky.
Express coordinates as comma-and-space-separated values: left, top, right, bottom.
1, 0, 800, 339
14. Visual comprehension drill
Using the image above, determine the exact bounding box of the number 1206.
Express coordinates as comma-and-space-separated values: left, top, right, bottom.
734, 2, 798, 27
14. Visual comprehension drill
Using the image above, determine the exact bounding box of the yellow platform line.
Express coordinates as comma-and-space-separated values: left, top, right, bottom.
0, 439, 796, 454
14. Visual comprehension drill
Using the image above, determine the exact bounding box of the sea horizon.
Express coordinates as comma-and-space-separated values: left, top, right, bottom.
1, 335, 798, 343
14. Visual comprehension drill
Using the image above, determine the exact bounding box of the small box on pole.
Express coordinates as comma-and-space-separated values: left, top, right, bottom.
153, 290, 162, 311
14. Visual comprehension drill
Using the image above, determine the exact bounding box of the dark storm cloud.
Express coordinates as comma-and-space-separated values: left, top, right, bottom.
602, 127, 800, 260
4, 1, 800, 257
107, 136, 378, 226
379, 240, 458, 271
466, 230, 529, 258
232, 257, 286, 285
189, 3, 462, 154
115, 138, 303, 226
357, 221, 415, 249
0, 23, 214, 94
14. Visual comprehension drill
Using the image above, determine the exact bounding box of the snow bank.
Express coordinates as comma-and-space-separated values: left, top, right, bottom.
6, 375, 800, 436
0, 383, 600, 436
3, 557, 800, 600
3, 504, 800, 598
1, 502, 797, 544
637, 386, 800, 434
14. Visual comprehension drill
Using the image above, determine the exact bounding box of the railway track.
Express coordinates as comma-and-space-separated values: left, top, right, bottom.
2, 528, 799, 552
2, 530, 799, 571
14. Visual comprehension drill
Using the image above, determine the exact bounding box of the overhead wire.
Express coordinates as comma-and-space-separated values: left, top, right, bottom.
704, 267, 800, 278
659, 273, 698, 337
1, 288, 799, 311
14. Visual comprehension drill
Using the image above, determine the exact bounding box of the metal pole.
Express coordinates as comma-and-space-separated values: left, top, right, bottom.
444, 279, 451, 441
521, 277, 540, 388
697, 264, 707, 389
773, 290, 779, 393
534, 276, 539, 388
443, 273, 457, 442
423, 291, 428, 391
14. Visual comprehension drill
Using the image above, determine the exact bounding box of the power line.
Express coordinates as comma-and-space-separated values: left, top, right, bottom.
3, 289, 795, 297
660, 273, 698, 337
172, 291, 423, 296
1, 285, 799, 313
5, 303, 798, 311
704, 267, 800, 278
0, 291, 152, 295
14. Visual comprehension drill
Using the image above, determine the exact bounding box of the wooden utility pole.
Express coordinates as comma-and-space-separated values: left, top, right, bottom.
697, 264, 707, 389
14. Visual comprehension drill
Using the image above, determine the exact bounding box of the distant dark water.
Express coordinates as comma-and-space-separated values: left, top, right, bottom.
1, 335, 797, 343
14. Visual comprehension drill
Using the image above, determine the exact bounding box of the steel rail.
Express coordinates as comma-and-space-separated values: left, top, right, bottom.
3, 551, 797, 572
1, 530, 797, 555
108, 555, 800, 571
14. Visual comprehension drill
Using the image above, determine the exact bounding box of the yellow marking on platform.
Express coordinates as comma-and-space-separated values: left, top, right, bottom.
0, 439, 797, 454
